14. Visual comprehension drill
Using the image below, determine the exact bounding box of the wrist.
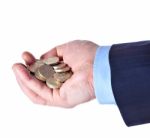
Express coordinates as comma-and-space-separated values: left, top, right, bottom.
87, 46, 99, 100
88, 66, 96, 99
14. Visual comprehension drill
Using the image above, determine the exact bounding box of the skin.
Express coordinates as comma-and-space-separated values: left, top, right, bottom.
12, 40, 98, 108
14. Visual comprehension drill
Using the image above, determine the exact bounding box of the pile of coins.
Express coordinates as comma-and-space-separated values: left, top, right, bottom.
27, 57, 73, 89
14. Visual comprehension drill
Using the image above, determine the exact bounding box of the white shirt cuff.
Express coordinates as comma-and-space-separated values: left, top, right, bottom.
93, 46, 116, 104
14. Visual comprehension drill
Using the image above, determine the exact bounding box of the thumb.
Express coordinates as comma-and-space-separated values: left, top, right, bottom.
40, 45, 64, 60
40, 47, 58, 60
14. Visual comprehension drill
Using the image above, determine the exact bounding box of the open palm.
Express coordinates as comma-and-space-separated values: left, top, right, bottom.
13, 40, 98, 108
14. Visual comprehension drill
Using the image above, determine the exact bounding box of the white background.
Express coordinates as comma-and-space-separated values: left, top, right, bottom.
0, 0, 150, 138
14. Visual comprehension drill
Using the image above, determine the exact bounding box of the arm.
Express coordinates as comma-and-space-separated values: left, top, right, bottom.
94, 40, 150, 126
109, 41, 150, 126
12, 40, 150, 126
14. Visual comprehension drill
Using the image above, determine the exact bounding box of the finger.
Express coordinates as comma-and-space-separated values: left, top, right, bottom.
12, 63, 54, 103
40, 43, 67, 60
22, 51, 36, 65
40, 47, 58, 60
50, 89, 71, 108
16, 75, 46, 105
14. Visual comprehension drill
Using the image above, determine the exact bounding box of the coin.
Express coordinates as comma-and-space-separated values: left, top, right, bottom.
53, 62, 66, 70
43, 57, 59, 65
54, 71, 72, 82
55, 66, 70, 73
26, 56, 73, 90
37, 64, 55, 81
35, 69, 46, 81
46, 77, 62, 89
27, 60, 44, 73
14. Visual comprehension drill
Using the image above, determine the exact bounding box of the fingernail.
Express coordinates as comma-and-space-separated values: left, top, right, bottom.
40, 55, 44, 59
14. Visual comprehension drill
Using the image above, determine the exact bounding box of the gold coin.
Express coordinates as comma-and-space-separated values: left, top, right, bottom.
54, 72, 72, 82
53, 62, 66, 70
27, 57, 73, 89
43, 57, 59, 65
37, 64, 55, 81
55, 66, 70, 73
27, 60, 44, 73
35, 69, 46, 81
46, 77, 62, 89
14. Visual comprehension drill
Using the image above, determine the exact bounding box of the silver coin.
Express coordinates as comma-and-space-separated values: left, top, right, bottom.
55, 66, 70, 73
37, 64, 55, 81
27, 60, 44, 73
46, 77, 62, 89
43, 57, 59, 65
53, 62, 66, 70
54, 71, 72, 82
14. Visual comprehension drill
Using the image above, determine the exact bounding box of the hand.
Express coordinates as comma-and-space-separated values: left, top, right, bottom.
12, 40, 98, 108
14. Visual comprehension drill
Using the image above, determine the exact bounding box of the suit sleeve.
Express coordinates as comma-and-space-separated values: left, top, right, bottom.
109, 41, 150, 126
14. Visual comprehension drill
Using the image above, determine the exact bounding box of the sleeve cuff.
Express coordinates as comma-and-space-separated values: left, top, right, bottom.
93, 46, 116, 104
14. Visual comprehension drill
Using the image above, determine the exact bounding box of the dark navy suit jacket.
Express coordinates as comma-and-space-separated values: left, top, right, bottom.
109, 41, 150, 126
